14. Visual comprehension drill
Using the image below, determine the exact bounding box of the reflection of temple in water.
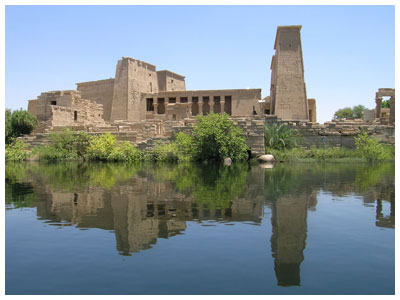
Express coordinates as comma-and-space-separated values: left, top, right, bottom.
33, 166, 265, 256
269, 191, 317, 286
8, 162, 394, 285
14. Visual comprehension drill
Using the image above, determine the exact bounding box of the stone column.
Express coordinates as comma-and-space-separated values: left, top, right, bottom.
210, 97, 215, 113
220, 96, 225, 114
375, 96, 382, 119
153, 102, 159, 115
199, 99, 204, 116
188, 101, 193, 116
389, 96, 395, 125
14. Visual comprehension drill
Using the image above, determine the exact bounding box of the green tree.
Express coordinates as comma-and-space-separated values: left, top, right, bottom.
382, 100, 390, 108
352, 105, 366, 119
6, 109, 38, 144
334, 107, 354, 119
5, 109, 13, 144
191, 113, 249, 161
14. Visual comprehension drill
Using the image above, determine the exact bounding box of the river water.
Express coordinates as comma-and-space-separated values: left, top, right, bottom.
5, 161, 395, 295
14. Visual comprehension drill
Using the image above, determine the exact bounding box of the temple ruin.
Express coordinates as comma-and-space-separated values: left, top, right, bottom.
23, 25, 394, 153
375, 88, 395, 125
27, 25, 316, 129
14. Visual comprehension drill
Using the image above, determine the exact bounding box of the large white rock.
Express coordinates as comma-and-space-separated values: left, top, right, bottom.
223, 157, 232, 166
257, 154, 275, 162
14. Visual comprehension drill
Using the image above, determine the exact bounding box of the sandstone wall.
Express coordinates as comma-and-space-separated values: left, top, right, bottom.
157, 70, 186, 92
231, 89, 262, 116
110, 58, 130, 121
279, 120, 395, 148
76, 79, 115, 121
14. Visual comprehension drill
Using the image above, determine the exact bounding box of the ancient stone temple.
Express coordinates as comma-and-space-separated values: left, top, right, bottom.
27, 25, 318, 128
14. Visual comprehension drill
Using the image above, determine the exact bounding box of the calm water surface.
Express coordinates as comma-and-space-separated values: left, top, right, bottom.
5, 161, 395, 295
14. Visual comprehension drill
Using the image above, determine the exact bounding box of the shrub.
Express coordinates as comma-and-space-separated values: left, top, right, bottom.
36, 129, 90, 160
354, 132, 391, 161
152, 142, 177, 162
269, 146, 363, 162
6, 109, 38, 144
264, 123, 298, 151
192, 113, 249, 161
6, 140, 29, 161
87, 133, 117, 161
175, 132, 194, 159
108, 141, 142, 162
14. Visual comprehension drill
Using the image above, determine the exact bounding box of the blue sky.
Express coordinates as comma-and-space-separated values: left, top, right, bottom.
5, 5, 395, 122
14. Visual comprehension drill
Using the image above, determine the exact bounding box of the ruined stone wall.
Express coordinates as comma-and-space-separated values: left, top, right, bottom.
28, 90, 105, 128
50, 97, 105, 127
28, 99, 46, 121
76, 79, 115, 121
28, 90, 74, 122
279, 120, 395, 148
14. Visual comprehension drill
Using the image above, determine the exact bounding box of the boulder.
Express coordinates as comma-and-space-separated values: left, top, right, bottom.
223, 157, 232, 166
257, 154, 275, 162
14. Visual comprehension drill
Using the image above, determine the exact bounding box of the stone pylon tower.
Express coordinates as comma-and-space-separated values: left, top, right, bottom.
270, 26, 309, 120
110, 57, 159, 122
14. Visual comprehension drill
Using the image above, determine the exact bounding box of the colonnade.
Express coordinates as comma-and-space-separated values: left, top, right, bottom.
151, 95, 231, 116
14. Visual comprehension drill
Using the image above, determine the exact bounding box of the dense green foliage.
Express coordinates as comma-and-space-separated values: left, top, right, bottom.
36, 129, 91, 160
191, 113, 249, 161
5, 140, 30, 161
87, 133, 142, 162
6, 161, 394, 211
24, 114, 249, 162
5, 109, 38, 144
354, 131, 392, 161
334, 107, 354, 119
352, 105, 367, 118
152, 163, 250, 209
382, 99, 390, 108
334, 105, 367, 119
264, 123, 298, 151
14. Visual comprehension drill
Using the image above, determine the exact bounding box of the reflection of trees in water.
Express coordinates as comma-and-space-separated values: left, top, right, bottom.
151, 163, 252, 210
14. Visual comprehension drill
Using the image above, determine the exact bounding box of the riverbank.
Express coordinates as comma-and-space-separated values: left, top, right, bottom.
267, 145, 395, 163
